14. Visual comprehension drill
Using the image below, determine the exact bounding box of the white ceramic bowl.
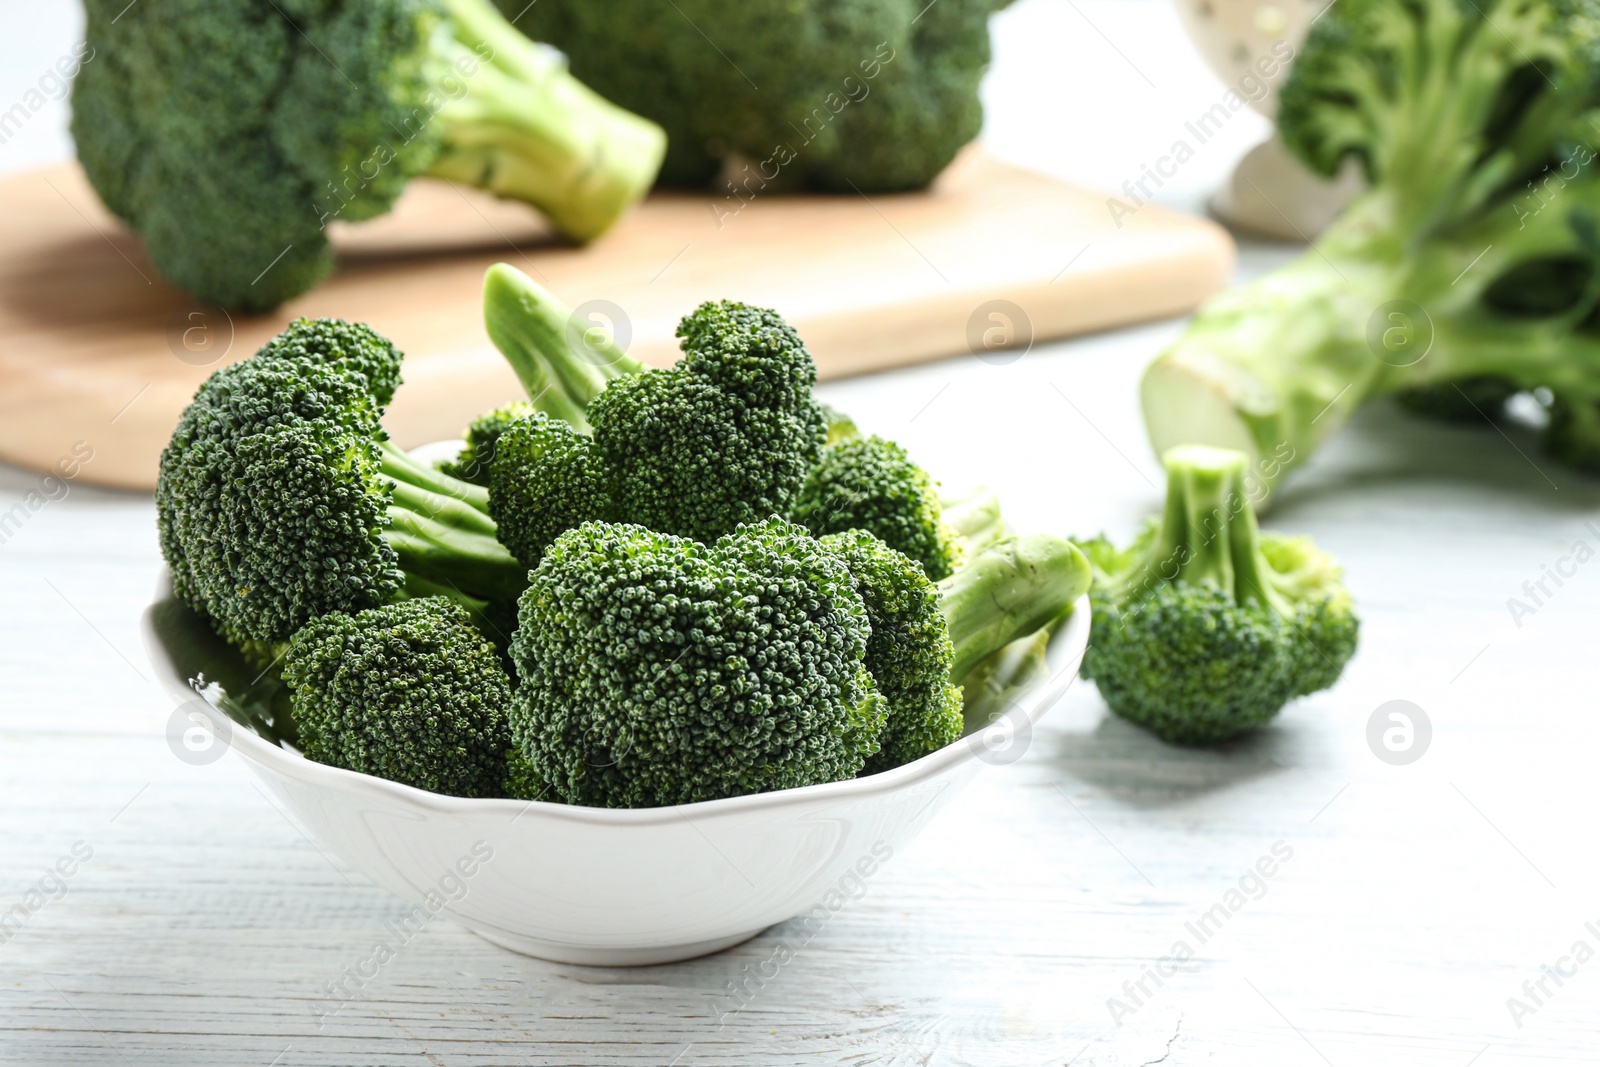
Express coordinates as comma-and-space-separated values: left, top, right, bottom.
143, 570, 1088, 966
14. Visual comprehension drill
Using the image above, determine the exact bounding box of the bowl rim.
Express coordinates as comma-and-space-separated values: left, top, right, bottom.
142, 568, 1089, 827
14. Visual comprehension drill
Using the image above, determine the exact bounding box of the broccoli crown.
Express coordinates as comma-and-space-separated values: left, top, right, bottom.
73, 0, 664, 310
159, 319, 524, 643
1145, 0, 1600, 491
487, 412, 612, 568
257, 317, 405, 408
794, 436, 963, 581
284, 597, 513, 797
588, 301, 827, 545
73, 0, 444, 310
441, 401, 536, 485
1083, 446, 1358, 744
508, 518, 886, 808
158, 355, 399, 644
821, 531, 962, 773
510, 0, 1010, 189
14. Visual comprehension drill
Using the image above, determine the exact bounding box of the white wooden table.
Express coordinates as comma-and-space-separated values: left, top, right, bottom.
5, 3, 1599, 1064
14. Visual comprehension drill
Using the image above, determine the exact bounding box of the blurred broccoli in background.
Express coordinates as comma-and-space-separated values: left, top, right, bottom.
500, 0, 1012, 189
1083, 446, 1358, 744
1142, 0, 1600, 493
72, 0, 664, 309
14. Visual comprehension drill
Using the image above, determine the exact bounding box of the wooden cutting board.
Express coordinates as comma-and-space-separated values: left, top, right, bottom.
0, 150, 1233, 490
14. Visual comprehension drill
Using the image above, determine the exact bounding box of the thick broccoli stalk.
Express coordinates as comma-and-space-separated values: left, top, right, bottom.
283, 597, 513, 797
940, 533, 1092, 682
1140, 0, 1600, 495
504, 0, 1012, 190
158, 319, 526, 645
1084, 446, 1359, 744
482, 265, 827, 545
509, 519, 886, 808
794, 436, 965, 581
72, 0, 665, 310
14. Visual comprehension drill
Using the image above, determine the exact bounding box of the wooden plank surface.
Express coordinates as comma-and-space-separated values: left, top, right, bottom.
4, 305, 1598, 1065
0, 152, 1232, 491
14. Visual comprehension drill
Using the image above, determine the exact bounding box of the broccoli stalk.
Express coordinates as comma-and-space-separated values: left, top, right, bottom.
1083, 446, 1358, 744
1140, 0, 1600, 494
72, 0, 666, 310
940, 534, 1091, 682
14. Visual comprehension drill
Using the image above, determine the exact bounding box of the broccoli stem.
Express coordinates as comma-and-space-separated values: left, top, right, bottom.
1141, 185, 1600, 497
938, 534, 1091, 682
481, 263, 645, 430
424, 0, 667, 243
377, 439, 527, 600
939, 487, 1008, 556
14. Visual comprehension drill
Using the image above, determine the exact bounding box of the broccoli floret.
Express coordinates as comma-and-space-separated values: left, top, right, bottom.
820, 531, 963, 773
1142, 0, 1600, 495
795, 435, 963, 580
505, 0, 1011, 190
1083, 446, 1359, 744
283, 597, 513, 797
820, 404, 861, 445
487, 412, 612, 567
72, 0, 666, 310
508, 518, 886, 808
439, 401, 535, 485
483, 264, 828, 545
158, 319, 526, 645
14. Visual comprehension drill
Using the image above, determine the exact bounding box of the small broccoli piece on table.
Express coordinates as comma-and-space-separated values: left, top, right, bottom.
508, 0, 1011, 190
284, 597, 513, 797
1142, 0, 1600, 494
487, 412, 612, 568
1084, 446, 1359, 744
439, 401, 535, 486
509, 518, 885, 808
483, 264, 828, 546
158, 318, 526, 646
795, 436, 964, 581
821, 531, 963, 773
72, 0, 665, 310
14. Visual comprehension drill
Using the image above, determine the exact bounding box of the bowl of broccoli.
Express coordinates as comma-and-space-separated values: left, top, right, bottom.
139, 273, 1092, 965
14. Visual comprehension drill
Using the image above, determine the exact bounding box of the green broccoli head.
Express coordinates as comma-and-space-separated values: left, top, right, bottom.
1083, 446, 1359, 744
795, 435, 964, 581
72, 0, 664, 310
487, 411, 612, 568
284, 597, 513, 797
440, 401, 536, 485
157, 319, 525, 643
821, 531, 962, 774
588, 301, 827, 545
508, 518, 886, 808
509, 0, 1011, 189
1144, 0, 1600, 495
